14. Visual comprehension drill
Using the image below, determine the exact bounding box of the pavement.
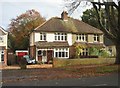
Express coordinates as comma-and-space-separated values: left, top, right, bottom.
2, 73, 119, 86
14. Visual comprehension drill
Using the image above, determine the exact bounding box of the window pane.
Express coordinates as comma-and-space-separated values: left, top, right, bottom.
59, 52, 61, 57
55, 52, 58, 57
55, 36, 57, 40
62, 52, 65, 57
40, 35, 42, 40
97, 36, 99, 41
66, 52, 68, 57
86, 35, 88, 41
44, 34, 46, 40
38, 50, 42, 55
43, 51, 46, 56
94, 36, 96, 41
76, 35, 79, 40
58, 36, 60, 40
79, 36, 81, 40
61, 36, 63, 40
65, 36, 67, 40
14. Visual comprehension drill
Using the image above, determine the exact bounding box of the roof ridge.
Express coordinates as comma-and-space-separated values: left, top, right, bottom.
34, 17, 60, 31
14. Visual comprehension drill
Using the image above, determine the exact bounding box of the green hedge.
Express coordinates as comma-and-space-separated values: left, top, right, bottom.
53, 58, 115, 68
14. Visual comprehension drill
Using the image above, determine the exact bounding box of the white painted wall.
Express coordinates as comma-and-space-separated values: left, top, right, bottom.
34, 32, 73, 46
67, 33, 72, 46
0, 34, 8, 49
46, 33, 54, 42
35, 33, 40, 42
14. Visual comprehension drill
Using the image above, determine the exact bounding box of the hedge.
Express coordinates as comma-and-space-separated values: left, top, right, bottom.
53, 58, 115, 68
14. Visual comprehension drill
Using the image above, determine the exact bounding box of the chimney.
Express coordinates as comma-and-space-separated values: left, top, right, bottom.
61, 11, 68, 21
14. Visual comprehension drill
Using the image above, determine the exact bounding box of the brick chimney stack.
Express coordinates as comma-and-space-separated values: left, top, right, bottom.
61, 11, 68, 21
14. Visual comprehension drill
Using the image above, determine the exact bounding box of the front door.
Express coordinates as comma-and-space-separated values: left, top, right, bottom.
42, 50, 47, 63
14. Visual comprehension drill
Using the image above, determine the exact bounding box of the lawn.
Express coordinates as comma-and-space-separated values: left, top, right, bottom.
2, 64, 119, 84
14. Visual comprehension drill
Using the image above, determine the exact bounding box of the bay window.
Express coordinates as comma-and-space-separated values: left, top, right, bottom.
54, 48, 69, 58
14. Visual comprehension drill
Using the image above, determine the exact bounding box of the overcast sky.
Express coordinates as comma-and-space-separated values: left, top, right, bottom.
0, 0, 92, 30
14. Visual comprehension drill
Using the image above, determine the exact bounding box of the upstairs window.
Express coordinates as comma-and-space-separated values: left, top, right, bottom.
76, 34, 87, 42
40, 33, 46, 41
0, 36, 4, 43
55, 33, 67, 41
94, 34, 99, 42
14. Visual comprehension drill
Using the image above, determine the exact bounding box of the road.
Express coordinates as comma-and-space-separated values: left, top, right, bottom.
2, 73, 119, 87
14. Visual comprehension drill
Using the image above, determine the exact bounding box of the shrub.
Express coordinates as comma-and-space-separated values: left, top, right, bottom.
19, 57, 27, 69
99, 50, 110, 58
53, 58, 115, 68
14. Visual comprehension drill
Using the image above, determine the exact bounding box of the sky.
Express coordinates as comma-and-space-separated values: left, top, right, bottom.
0, 0, 92, 30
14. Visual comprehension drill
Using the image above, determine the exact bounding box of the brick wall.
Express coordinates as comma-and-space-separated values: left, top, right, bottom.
4, 49, 7, 65
30, 45, 36, 59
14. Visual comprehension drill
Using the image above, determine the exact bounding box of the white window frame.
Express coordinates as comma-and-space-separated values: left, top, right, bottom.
76, 34, 87, 42
54, 48, 69, 58
40, 33, 46, 41
54, 33, 67, 41
94, 34, 99, 42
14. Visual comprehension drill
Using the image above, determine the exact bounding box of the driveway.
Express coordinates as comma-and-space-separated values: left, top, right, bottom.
2, 73, 119, 86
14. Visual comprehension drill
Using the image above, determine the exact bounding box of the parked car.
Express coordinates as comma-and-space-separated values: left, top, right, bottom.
23, 55, 36, 64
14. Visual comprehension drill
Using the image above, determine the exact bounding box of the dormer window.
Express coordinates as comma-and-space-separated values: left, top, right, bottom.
40, 33, 46, 41
94, 34, 99, 42
76, 34, 87, 42
55, 33, 67, 41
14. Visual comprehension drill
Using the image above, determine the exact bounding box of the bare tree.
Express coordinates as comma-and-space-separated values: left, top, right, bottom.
65, 0, 120, 64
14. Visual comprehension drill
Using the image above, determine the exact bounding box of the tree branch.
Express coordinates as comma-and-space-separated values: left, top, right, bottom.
92, 3, 117, 42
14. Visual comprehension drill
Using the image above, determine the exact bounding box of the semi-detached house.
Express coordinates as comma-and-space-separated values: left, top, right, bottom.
30, 11, 104, 63
0, 26, 8, 65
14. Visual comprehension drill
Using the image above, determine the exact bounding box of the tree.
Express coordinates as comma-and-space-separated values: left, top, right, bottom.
75, 44, 86, 58
8, 9, 46, 52
65, 0, 120, 64
81, 8, 106, 29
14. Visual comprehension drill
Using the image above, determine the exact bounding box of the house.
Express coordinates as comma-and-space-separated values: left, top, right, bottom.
30, 11, 104, 63
104, 37, 116, 57
0, 26, 8, 65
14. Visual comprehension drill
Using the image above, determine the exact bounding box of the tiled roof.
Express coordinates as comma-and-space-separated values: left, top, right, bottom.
34, 17, 103, 34
73, 42, 105, 48
35, 41, 69, 48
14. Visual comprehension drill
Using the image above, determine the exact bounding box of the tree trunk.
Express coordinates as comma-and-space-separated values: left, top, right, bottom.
115, 44, 120, 64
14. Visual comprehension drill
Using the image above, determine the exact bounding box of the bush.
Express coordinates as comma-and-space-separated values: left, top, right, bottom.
53, 58, 115, 68
99, 50, 110, 58
19, 57, 27, 69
